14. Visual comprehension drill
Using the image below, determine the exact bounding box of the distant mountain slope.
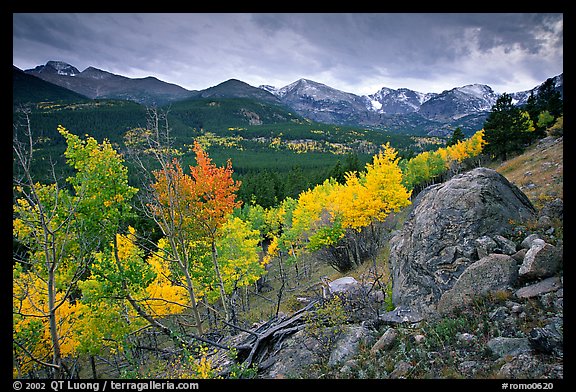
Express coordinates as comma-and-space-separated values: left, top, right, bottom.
510, 73, 564, 105
418, 84, 499, 121
193, 79, 281, 104
269, 78, 376, 125
167, 96, 306, 130
13, 66, 89, 105
26, 61, 196, 106
367, 87, 437, 114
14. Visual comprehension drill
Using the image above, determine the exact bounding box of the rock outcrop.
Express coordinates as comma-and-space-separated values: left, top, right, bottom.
388, 167, 536, 317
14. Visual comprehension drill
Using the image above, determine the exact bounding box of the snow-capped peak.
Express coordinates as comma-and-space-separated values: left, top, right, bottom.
366, 86, 435, 114
27, 61, 80, 76
47, 61, 79, 76
278, 78, 359, 102
456, 84, 495, 99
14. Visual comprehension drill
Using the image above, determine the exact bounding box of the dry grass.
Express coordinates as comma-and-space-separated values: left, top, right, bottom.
489, 137, 563, 209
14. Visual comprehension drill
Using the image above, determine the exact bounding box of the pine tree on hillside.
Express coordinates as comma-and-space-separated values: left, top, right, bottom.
483, 93, 535, 161
446, 127, 465, 147
536, 78, 563, 118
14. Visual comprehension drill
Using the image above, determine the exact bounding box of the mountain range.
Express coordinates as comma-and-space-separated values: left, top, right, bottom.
18, 60, 563, 137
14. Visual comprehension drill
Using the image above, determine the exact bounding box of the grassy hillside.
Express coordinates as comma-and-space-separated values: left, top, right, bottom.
491, 136, 563, 210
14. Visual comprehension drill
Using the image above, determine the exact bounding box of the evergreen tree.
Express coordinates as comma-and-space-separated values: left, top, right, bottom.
536, 78, 563, 118
524, 92, 544, 138
483, 93, 534, 161
524, 79, 563, 139
446, 127, 465, 147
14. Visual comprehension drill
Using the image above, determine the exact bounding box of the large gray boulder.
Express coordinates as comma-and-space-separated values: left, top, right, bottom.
389, 167, 536, 317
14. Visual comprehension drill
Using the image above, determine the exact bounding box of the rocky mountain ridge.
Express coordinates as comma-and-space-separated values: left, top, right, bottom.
24, 61, 196, 105
21, 61, 563, 136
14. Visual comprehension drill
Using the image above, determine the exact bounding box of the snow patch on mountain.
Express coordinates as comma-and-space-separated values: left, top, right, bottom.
366, 87, 436, 115
28, 61, 80, 77
368, 99, 382, 111
258, 85, 280, 95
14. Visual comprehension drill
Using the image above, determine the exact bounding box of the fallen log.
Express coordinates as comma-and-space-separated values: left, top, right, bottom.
235, 299, 319, 367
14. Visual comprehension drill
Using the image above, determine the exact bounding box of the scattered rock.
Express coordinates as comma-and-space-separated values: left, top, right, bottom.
497, 354, 536, 378
511, 248, 527, 263
514, 276, 562, 299
520, 234, 542, 250
339, 359, 358, 375
540, 198, 563, 221
327, 276, 361, 295
487, 337, 532, 358
489, 306, 509, 321
537, 215, 553, 229
458, 360, 479, 377
494, 235, 518, 255
456, 332, 476, 347
328, 325, 373, 367
476, 236, 498, 259
261, 329, 321, 379
518, 239, 561, 280
379, 306, 424, 325
390, 361, 413, 379
529, 318, 563, 357
413, 334, 426, 344
370, 327, 398, 354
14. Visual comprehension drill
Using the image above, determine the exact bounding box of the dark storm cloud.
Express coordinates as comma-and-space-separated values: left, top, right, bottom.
250, 13, 562, 84
13, 13, 563, 95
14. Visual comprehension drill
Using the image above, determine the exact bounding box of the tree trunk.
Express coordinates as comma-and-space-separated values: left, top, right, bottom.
166, 234, 204, 335
47, 268, 63, 378
275, 253, 286, 317
90, 356, 98, 379
182, 268, 204, 335
211, 240, 230, 322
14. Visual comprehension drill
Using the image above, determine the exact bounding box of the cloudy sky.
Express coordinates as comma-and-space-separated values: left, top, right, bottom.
12, 13, 563, 95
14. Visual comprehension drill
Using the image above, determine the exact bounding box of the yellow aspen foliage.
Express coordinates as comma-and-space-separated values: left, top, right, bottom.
465, 129, 487, 157
13, 267, 82, 377
165, 345, 222, 379
215, 216, 266, 294
87, 227, 156, 313
362, 143, 412, 222
288, 143, 411, 252
263, 235, 280, 265
145, 238, 190, 316
331, 172, 372, 230
291, 178, 341, 237
402, 129, 486, 190
402, 151, 432, 189
193, 346, 221, 379
72, 297, 145, 356
444, 139, 469, 162
332, 142, 411, 230
441, 129, 486, 165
